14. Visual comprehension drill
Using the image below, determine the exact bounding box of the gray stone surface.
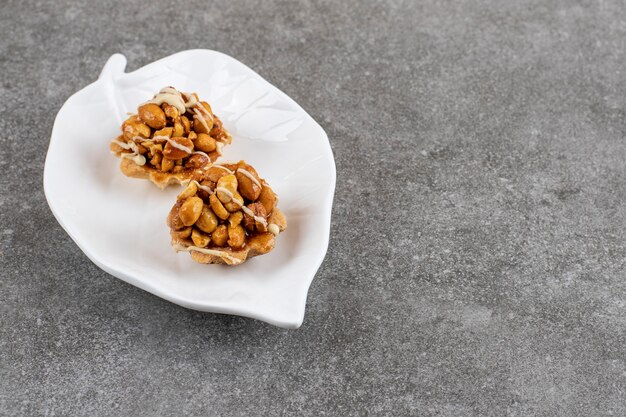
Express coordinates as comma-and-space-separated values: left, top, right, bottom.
1, 0, 625, 415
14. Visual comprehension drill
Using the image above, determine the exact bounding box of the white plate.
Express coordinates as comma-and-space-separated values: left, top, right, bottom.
44, 50, 336, 328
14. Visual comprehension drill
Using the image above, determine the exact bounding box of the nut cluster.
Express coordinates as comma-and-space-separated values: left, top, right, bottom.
168, 161, 278, 251
109, 88, 285, 265
110, 89, 231, 174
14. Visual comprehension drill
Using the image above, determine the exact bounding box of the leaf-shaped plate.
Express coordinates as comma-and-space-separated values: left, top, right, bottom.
44, 50, 336, 328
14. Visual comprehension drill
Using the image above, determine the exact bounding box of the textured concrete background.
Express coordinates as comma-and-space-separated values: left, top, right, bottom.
1, 0, 625, 415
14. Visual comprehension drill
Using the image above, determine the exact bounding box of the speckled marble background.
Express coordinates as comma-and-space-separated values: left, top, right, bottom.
2, 0, 625, 416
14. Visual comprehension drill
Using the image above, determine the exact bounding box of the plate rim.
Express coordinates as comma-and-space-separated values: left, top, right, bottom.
43, 49, 336, 328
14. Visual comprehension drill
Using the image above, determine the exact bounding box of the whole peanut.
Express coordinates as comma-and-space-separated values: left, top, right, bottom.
211, 225, 228, 246
173, 121, 185, 137
229, 211, 243, 227
216, 175, 239, 205
227, 224, 245, 249
258, 186, 276, 213
179, 196, 203, 226
172, 227, 192, 239
209, 194, 230, 220
191, 228, 211, 248
193, 133, 216, 153
196, 206, 218, 233
163, 103, 180, 120
138, 103, 166, 129
122, 116, 151, 140
181, 115, 191, 135
236, 169, 261, 201
178, 182, 197, 200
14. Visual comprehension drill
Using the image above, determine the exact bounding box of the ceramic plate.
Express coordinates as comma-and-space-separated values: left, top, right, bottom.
44, 50, 336, 328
